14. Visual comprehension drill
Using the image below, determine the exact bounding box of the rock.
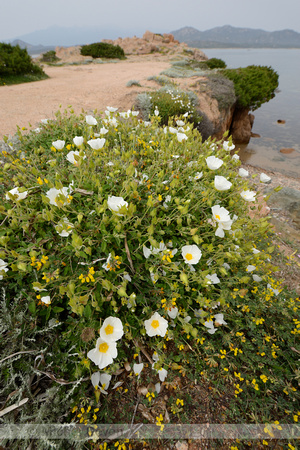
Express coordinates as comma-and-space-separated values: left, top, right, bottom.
231, 109, 254, 144
280, 148, 295, 154
277, 119, 286, 124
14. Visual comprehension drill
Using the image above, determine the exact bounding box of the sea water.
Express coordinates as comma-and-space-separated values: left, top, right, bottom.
204, 48, 300, 178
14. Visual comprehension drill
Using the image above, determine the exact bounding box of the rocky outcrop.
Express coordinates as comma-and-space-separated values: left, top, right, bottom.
102, 31, 208, 60
230, 109, 255, 144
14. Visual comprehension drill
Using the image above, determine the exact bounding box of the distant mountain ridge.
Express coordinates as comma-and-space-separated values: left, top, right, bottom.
171, 25, 300, 48
9, 39, 55, 56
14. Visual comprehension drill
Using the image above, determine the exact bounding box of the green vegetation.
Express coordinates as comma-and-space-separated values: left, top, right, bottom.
80, 42, 125, 59
0, 42, 48, 85
136, 86, 201, 126
40, 50, 60, 63
0, 106, 299, 449
205, 57, 227, 69
223, 65, 279, 110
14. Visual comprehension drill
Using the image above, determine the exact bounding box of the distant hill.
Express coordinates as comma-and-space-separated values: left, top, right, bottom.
171, 25, 300, 48
9, 39, 55, 56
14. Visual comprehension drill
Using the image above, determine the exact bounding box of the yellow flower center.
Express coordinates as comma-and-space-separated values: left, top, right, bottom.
185, 253, 193, 261
99, 342, 109, 353
104, 324, 114, 335
151, 320, 160, 329
215, 214, 220, 220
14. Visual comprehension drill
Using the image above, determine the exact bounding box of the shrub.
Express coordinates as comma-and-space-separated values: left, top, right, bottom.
80, 42, 125, 59
223, 65, 279, 110
136, 86, 201, 126
126, 80, 141, 87
40, 50, 59, 63
203, 74, 236, 110
205, 58, 227, 69
0, 42, 44, 76
0, 108, 299, 435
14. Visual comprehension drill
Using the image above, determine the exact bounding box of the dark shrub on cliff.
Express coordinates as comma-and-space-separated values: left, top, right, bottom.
205, 58, 227, 69
80, 42, 125, 59
0, 43, 44, 76
223, 65, 279, 110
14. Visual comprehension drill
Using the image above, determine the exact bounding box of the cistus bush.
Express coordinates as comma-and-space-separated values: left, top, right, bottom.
223, 65, 279, 110
0, 42, 45, 76
0, 107, 299, 431
80, 42, 125, 59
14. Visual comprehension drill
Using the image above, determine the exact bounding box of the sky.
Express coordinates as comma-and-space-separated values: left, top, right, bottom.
1, 0, 300, 43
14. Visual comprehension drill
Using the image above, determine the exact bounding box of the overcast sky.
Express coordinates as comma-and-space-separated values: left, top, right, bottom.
1, 0, 300, 42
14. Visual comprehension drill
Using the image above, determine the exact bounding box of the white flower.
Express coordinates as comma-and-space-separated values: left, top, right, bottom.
143, 242, 168, 258
176, 120, 185, 127
211, 205, 233, 238
154, 107, 159, 116
52, 140, 65, 150
246, 265, 256, 272
6, 187, 28, 201
86, 115, 97, 125
238, 168, 249, 177
177, 132, 187, 142
133, 363, 144, 377
102, 253, 112, 271
106, 106, 118, 113
87, 337, 118, 369
181, 244, 202, 265
167, 307, 178, 319
41, 118, 49, 124
41, 295, 51, 305
214, 176, 232, 191
144, 312, 168, 337
157, 367, 168, 382
66, 150, 86, 165
252, 248, 260, 255
194, 172, 203, 180
260, 173, 271, 183
155, 382, 161, 393
223, 141, 235, 152
104, 116, 118, 127
73, 136, 84, 147
240, 190, 256, 202
34, 127, 41, 133
206, 273, 220, 284
107, 196, 128, 216
46, 187, 72, 206
267, 283, 280, 296
100, 317, 124, 342
204, 320, 217, 334
87, 138, 106, 150
91, 372, 112, 392
232, 154, 240, 161
252, 274, 263, 282
169, 126, 178, 134
214, 313, 227, 325
206, 155, 223, 170
54, 217, 74, 237
0, 259, 9, 279
99, 127, 108, 135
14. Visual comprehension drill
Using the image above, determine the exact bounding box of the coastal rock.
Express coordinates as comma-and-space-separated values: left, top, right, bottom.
277, 119, 286, 124
280, 148, 294, 154
230, 109, 254, 144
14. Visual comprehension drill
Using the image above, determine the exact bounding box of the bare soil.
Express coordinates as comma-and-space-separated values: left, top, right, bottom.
0, 56, 171, 139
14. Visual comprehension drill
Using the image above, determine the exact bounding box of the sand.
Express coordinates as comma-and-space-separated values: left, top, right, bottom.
0, 58, 171, 138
